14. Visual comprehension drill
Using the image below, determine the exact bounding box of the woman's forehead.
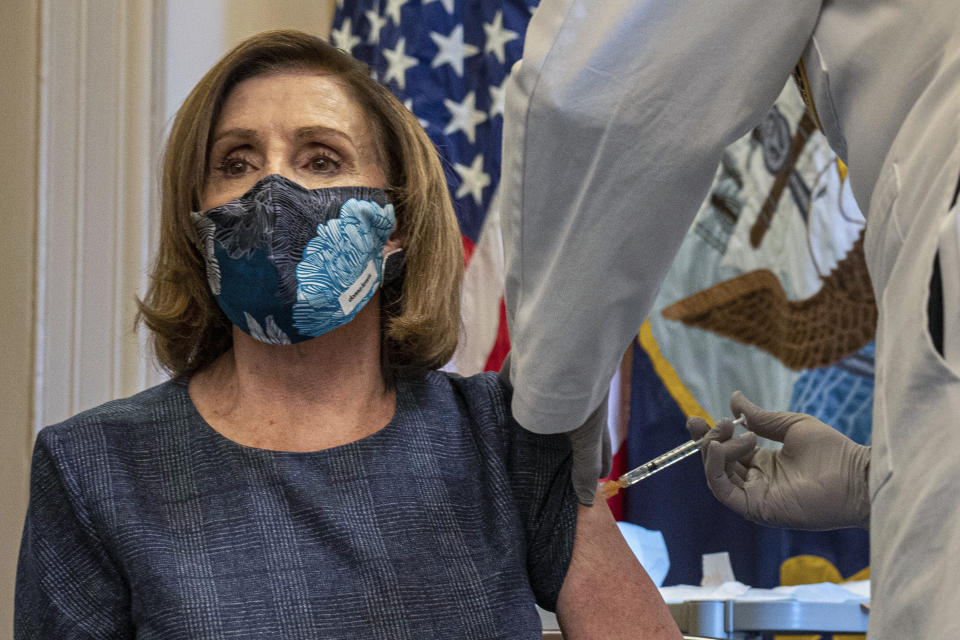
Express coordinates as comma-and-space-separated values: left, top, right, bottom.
215, 71, 374, 145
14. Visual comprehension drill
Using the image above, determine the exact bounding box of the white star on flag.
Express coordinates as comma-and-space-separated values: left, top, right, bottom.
403, 99, 430, 129
488, 81, 506, 119
422, 0, 456, 15
384, 0, 407, 25
330, 18, 361, 54
364, 10, 388, 44
382, 37, 418, 90
444, 91, 487, 144
483, 11, 519, 64
430, 25, 480, 77
454, 154, 491, 204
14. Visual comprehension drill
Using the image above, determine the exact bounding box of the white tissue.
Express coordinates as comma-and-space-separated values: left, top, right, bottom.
660, 581, 756, 603
659, 580, 871, 604
772, 581, 869, 603
615, 522, 670, 587
701, 551, 736, 586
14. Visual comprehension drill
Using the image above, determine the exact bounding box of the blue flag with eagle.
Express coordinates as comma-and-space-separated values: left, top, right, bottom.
626, 82, 872, 593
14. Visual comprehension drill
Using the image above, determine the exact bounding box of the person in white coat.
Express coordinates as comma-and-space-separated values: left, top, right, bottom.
501, 1, 960, 637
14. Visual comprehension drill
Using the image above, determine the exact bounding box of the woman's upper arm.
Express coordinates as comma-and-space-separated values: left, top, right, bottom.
555, 500, 682, 639
15, 429, 133, 639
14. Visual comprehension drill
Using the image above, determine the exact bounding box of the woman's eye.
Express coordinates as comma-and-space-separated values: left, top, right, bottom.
308, 154, 339, 173
216, 157, 250, 177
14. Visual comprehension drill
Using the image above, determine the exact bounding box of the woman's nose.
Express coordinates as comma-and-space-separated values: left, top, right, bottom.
262, 158, 292, 180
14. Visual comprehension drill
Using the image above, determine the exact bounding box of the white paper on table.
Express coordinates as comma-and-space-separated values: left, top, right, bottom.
734, 588, 797, 602
659, 580, 870, 604
771, 581, 869, 602
838, 579, 870, 600
659, 581, 755, 603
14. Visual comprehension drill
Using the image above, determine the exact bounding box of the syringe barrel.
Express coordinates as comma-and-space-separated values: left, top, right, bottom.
620, 438, 702, 485
615, 415, 745, 488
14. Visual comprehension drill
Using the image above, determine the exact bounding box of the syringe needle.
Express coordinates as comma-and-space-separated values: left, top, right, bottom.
599, 414, 746, 499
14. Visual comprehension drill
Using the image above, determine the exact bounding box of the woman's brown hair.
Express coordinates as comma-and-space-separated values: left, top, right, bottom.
137, 29, 463, 380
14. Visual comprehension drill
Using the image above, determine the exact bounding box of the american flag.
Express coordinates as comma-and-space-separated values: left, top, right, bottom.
330, 0, 631, 520
330, 0, 539, 375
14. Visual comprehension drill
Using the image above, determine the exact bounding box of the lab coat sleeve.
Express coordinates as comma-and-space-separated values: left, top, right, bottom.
501, 0, 822, 434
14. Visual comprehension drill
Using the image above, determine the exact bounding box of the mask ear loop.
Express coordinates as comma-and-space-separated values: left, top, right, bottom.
381, 247, 406, 285
382, 246, 402, 264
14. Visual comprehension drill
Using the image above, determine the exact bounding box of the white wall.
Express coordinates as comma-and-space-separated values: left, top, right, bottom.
164, 0, 336, 131
1, 0, 333, 632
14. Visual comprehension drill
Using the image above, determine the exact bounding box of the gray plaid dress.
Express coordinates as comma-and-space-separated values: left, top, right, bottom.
15, 371, 576, 639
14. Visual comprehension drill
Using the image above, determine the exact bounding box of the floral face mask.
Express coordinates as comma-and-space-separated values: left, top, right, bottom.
192, 174, 399, 344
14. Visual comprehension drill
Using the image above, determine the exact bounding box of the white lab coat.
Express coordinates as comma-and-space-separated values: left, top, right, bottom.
501, 1, 960, 637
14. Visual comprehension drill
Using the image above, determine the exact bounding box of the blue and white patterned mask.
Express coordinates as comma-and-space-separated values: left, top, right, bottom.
192, 174, 398, 344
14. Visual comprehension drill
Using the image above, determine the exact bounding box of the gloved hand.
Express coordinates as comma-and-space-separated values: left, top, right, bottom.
566, 396, 612, 506
499, 354, 612, 506
686, 391, 871, 530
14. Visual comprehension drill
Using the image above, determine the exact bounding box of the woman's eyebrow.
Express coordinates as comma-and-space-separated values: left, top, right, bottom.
212, 128, 259, 144
295, 125, 355, 148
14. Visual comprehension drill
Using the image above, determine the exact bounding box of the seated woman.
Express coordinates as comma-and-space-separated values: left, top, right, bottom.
15, 30, 679, 639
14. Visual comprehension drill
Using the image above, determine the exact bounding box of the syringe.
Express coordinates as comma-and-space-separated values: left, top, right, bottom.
600, 414, 746, 500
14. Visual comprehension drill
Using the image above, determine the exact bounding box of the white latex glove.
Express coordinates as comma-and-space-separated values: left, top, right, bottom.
686, 391, 871, 530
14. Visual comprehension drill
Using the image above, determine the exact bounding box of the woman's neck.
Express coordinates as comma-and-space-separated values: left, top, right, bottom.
188, 301, 396, 451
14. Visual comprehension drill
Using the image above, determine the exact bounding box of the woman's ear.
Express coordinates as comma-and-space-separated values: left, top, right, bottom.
382, 232, 404, 256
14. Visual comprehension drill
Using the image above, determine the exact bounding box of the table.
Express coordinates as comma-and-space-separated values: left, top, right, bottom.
539, 599, 868, 639
668, 599, 869, 639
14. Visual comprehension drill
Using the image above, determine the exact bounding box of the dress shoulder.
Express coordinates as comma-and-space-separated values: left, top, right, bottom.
438, 370, 511, 420
33, 379, 195, 504
38, 379, 191, 443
